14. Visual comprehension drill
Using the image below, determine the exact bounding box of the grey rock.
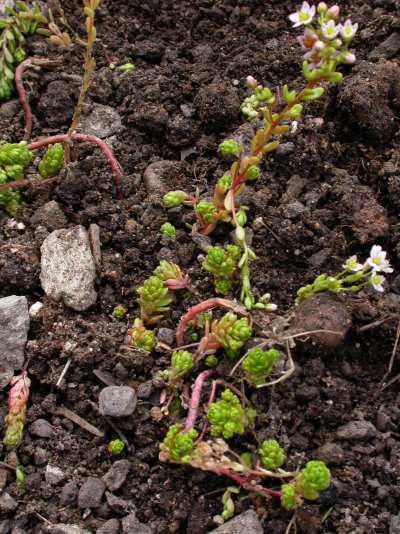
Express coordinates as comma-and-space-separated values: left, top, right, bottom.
30, 201, 67, 231
308, 248, 332, 268
60, 481, 78, 507
0, 296, 29, 387
78, 477, 106, 509
105, 491, 135, 514
122, 513, 152, 534
208, 510, 263, 533
45, 465, 66, 485
336, 420, 377, 441
390, 513, 400, 533
143, 160, 182, 195
49, 525, 91, 534
82, 104, 122, 139
0, 367, 14, 392
317, 442, 345, 465
284, 201, 306, 219
137, 380, 154, 399
98, 386, 137, 417
0, 521, 10, 534
40, 226, 97, 311
0, 492, 18, 514
156, 327, 175, 346
276, 142, 295, 156
30, 419, 54, 438
140, 205, 165, 227
96, 519, 119, 534
34, 447, 49, 466
102, 460, 130, 492
371, 32, 400, 60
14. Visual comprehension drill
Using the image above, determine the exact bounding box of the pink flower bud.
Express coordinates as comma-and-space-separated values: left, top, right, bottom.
246, 76, 257, 89
343, 52, 356, 64
327, 5, 340, 19
317, 2, 328, 13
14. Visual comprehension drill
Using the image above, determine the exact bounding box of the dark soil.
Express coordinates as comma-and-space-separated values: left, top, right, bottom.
1, 1, 400, 533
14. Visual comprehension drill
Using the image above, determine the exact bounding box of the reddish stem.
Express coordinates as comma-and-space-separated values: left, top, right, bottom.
175, 298, 247, 347
15, 58, 63, 141
27, 134, 122, 199
184, 370, 213, 431
215, 466, 282, 499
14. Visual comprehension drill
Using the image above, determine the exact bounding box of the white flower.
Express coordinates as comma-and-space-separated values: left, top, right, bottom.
289, 2, 316, 28
342, 255, 363, 272
338, 19, 358, 40
370, 273, 385, 292
321, 20, 339, 40
342, 52, 356, 64
366, 245, 393, 273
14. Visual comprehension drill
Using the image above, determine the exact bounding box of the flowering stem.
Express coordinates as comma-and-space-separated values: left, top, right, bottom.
184, 370, 214, 431
175, 298, 247, 346
26, 134, 122, 198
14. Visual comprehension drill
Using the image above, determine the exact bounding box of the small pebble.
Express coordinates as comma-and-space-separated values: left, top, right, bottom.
102, 460, 131, 492
0, 491, 18, 514
29, 419, 55, 438
98, 386, 137, 417
336, 420, 377, 441
78, 477, 106, 509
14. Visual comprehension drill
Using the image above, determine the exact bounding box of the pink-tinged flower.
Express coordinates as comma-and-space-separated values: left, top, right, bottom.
246, 76, 258, 89
326, 5, 340, 19
338, 19, 358, 40
297, 28, 318, 49
342, 255, 363, 272
317, 2, 328, 13
303, 40, 324, 67
289, 2, 316, 27
342, 52, 356, 64
366, 245, 393, 273
370, 273, 385, 292
321, 19, 339, 40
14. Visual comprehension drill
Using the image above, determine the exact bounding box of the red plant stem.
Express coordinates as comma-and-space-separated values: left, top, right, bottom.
26, 134, 122, 198
15, 58, 63, 141
175, 298, 247, 346
200, 80, 320, 235
184, 370, 213, 431
215, 466, 282, 499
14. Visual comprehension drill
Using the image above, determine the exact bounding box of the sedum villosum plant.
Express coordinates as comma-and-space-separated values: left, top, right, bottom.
3, 371, 30, 448
163, 1, 358, 310
296, 245, 393, 303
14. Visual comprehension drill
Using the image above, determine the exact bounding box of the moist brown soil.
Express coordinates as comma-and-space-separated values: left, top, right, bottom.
1, 1, 400, 533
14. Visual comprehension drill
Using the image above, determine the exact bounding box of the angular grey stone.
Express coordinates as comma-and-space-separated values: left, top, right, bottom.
156, 327, 175, 346
122, 513, 152, 534
105, 491, 135, 514
207, 510, 263, 533
0, 492, 18, 514
102, 460, 131, 492
96, 519, 119, 534
78, 477, 106, 509
0, 296, 29, 382
30, 419, 54, 438
60, 481, 78, 507
40, 226, 97, 311
143, 160, 182, 195
390, 513, 400, 534
137, 380, 154, 399
45, 465, 66, 485
98, 386, 137, 417
82, 104, 122, 139
50, 525, 91, 534
336, 420, 377, 441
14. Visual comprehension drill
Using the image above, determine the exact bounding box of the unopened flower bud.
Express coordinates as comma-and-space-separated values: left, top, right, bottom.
317, 2, 328, 13
343, 52, 356, 64
246, 76, 258, 89
327, 5, 340, 19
